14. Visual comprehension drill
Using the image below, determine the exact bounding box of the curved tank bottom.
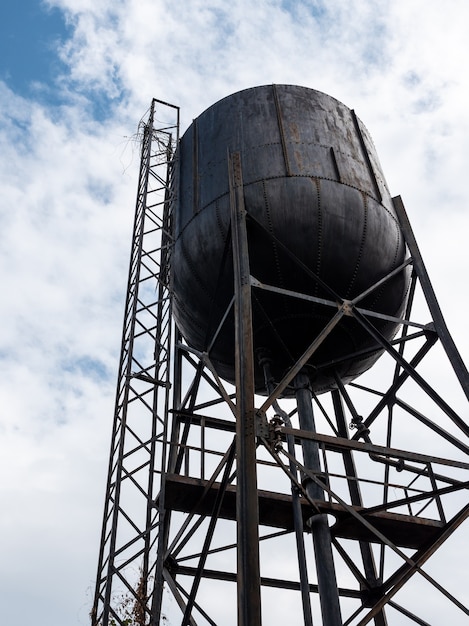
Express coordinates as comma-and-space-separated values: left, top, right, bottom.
171, 85, 410, 394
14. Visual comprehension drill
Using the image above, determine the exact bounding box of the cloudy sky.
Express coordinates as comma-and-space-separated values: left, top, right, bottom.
1, 1, 469, 625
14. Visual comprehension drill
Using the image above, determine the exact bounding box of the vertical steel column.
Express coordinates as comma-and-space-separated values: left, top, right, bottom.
229, 151, 262, 626
295, 372, 342, 626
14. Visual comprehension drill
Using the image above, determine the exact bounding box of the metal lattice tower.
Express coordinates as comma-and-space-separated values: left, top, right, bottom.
92, 99, 179, 626
92, 99, 469, 626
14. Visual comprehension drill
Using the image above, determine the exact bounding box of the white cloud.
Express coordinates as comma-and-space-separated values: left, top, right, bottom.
2, 0, 469, 624
0, 82, 135, 624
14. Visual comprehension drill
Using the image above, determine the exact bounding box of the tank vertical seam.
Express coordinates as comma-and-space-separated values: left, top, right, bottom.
272, 84, 292, 177
346, 192, 368, 299
314, 177, 323, 298
192, 118, 199, 214
262, 179, 285, 292
368, 214, 402, 311
215, 197, 228, 244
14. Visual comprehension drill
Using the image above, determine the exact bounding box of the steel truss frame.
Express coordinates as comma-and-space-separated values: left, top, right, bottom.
92, 105, 469, 626
91, 99, 179, 626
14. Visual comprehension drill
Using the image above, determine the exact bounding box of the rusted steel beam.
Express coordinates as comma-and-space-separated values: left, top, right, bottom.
279, 428, 469, 470
229, 151, 262, 626
356, 502, 469, 624
393, 195, 469, 402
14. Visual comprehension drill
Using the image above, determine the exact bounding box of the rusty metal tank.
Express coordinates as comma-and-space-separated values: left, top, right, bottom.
172, 85, 410, 393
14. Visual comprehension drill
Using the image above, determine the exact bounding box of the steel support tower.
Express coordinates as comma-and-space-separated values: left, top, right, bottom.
92, 100, 469, 625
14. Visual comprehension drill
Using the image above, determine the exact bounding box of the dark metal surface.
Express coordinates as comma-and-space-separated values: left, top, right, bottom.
172, 84, 410, 393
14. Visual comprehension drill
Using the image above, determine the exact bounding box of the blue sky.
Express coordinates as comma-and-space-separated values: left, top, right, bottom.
1, 1, 469, 625
0, 1, 69, 100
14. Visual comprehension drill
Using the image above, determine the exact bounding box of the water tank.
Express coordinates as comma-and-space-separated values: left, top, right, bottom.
172, 85, 410, 394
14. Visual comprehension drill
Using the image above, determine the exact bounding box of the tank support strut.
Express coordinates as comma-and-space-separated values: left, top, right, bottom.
229, 151, 262, 626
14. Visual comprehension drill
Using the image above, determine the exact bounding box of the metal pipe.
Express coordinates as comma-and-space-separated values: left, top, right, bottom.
260, 354, 314, 626
332, 389, 387, 626
294, 372, 343, 626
